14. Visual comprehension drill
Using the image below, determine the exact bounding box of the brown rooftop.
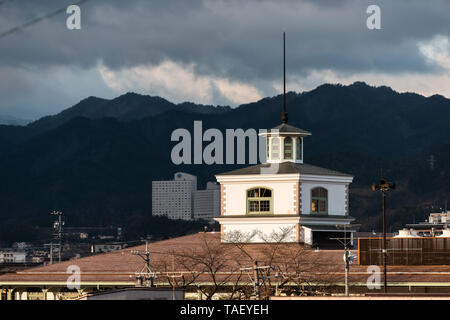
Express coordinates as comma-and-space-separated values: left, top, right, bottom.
2, 232, 450, 286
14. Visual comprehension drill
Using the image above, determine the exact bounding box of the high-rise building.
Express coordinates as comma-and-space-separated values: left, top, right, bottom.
193, 182, 221, 221
152, 172, 197, 221
152, 173, 221, 221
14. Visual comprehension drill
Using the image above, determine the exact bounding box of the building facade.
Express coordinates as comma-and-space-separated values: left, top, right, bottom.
152, 172, 197, 220
0, 250, 26, 263
152, 172, 220, 221
215, 123, 356, 246
193, 182, 221, 221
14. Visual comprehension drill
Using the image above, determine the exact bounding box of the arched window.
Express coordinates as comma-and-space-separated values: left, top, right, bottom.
284, 137, 293, 160
247, 187, 273, 215
296, 137, 302, 160
311, 187, 328, 214
271, 137, 280, 160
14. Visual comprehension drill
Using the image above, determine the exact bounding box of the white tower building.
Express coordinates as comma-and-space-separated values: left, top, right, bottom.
215, 33, 356, 246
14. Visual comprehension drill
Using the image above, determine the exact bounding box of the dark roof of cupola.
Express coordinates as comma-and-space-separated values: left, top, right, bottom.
269, 123, 312, 135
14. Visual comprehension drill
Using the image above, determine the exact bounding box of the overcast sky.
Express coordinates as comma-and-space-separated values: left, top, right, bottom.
0, 0, 449, 119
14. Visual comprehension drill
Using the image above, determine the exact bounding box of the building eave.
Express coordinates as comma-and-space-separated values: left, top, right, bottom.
216, 173, 300, 182
215, 215, 301, 224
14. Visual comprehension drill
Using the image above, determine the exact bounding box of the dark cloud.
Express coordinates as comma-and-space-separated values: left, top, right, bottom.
0, 0, 449, 118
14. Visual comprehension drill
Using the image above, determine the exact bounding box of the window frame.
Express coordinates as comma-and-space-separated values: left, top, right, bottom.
311, 187, 328, 214
296, 137, 302, 161
246, 187, 273, 215
270, 137, 280, 160
283, 137, 293, 160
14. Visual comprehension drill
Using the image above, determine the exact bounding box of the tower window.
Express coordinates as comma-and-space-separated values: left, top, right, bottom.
296, 137, 302, 160
271, 137, 280, 160
311, 187, 328, 214
284, 137, 293, 160
247, 187, 273, 215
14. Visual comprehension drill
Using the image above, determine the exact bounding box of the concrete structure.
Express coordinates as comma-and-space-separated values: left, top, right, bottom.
429, 211, 450, 224
405, 210, 450, 237
73, 287, 184, 300
152, 173, 221, 221
394, 229, 420, 238
215, 123, 355, 246
152, 172, 197, 220
0, 250, 26, 263
90, 243, 123, 253
193, 182, 221, 221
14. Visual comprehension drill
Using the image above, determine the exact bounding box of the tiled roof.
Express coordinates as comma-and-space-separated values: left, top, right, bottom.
217, 161, 353, 177
270, 123, 311, 135
1, 233, 450, 285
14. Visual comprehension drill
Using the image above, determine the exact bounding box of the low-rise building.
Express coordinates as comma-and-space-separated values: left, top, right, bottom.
90, 244, 123, 254
4, 232, 450, 300
0, 250, 26, 263
405, 210, 450, 237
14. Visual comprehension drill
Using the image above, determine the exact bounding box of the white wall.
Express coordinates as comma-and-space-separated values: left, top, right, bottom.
222, 181, 298, 216
222, 221, 297, 242
300, 181, 347, 216
301, 227, 313, 245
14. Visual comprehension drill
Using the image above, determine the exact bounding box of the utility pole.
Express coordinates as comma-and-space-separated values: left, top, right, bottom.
132, 240, 155, 287
253, 261, 261, 300
166, 253, 183, 300
50, 210, 64, 263
331, 225, 358, 296
372, 179, 395, 294
240, 261, 275, 300
50, 242, 53, 265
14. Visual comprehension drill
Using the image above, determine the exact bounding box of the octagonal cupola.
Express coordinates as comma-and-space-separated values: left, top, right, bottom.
260, 123, 311, 164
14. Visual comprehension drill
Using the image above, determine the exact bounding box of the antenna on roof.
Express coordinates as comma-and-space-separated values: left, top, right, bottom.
281, 32, 288, 124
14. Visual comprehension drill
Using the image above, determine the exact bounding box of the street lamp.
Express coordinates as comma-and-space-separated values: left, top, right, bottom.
371, 179, 395, 294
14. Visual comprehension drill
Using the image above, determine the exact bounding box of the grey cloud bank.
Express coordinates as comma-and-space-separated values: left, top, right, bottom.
0, 0, 449, 119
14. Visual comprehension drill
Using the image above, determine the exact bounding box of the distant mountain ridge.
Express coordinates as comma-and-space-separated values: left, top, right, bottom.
0, 114, 30, 126
0, 82, 448, 243
27, 92, 231, 133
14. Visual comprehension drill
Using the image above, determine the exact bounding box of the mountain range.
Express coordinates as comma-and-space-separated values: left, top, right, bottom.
0, 82, 448, 244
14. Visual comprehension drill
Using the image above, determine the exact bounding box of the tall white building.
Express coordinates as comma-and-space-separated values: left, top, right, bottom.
152, 172, 197, 221
152, 173, 221, 221
215, 35, 356, 246
215, 121, 356, 246
193, 182, 221, 221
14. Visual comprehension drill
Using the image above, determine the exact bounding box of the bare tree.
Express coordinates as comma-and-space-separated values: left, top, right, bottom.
223, 227, 339, 299
176, 232, 246, 300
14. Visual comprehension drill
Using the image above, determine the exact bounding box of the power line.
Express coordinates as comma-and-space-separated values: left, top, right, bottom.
0, 0, 90, 39
50, 210, 64, 263
131, 240, 156, 287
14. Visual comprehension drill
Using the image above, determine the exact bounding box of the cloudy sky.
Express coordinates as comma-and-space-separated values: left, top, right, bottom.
0, 0, 449, 120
